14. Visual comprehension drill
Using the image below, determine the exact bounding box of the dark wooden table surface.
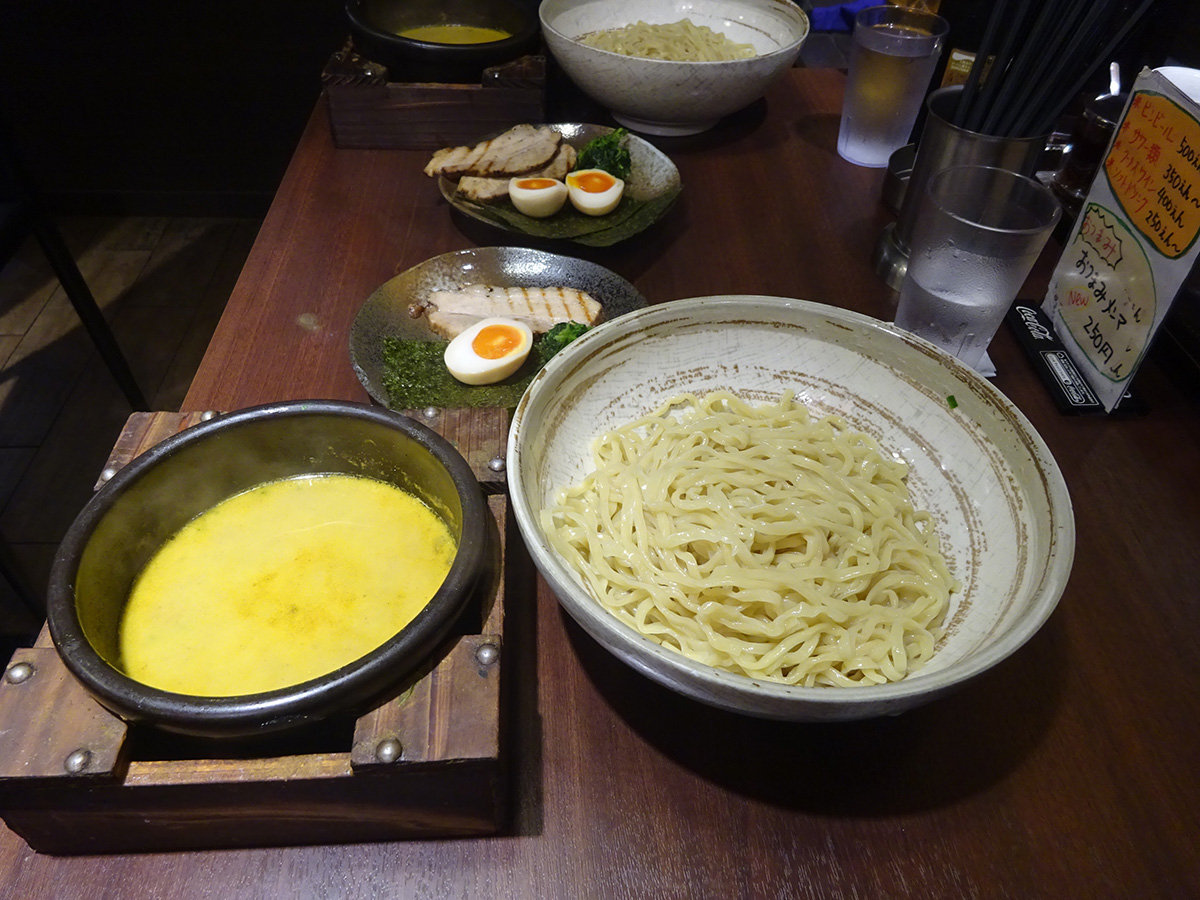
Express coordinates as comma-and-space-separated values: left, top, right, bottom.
3, 67, 1198, 898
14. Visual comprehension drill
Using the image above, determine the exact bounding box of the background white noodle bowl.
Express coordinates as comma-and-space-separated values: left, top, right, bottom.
541, 391, 956, 687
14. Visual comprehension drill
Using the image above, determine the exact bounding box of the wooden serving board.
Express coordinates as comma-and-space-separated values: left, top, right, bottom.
0, 408, 513, 854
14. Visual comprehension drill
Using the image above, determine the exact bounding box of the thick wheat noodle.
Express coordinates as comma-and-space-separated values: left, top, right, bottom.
578, 19, 757, 62
540, 391, 956, 687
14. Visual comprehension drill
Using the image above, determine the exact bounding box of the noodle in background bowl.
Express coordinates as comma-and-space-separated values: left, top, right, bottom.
507, 296, 1075, 720
539, 0, 810, 136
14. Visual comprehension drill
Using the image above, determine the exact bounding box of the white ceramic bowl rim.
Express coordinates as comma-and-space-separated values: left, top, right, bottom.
508, 295, 1075, 715
540, 0, 810, 63
538, 0, 812, 135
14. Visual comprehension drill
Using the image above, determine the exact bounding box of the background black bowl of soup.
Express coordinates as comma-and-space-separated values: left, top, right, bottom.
46, 401, 487, 740
345, 0, 540, 83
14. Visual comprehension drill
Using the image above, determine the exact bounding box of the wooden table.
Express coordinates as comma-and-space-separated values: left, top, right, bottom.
3, 67, 1198, 898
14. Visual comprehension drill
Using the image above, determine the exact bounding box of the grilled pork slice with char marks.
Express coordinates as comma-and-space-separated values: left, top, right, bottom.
455, 144, 578, 204
420, 284, 603, 339
531, 142, 576, 180
453, 176, 512, 204
422, 312, 484, 340
423, 124, 562, 179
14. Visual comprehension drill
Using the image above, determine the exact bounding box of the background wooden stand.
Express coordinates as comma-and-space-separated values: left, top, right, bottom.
0, 408, 513, 854
322, 41, 546, 150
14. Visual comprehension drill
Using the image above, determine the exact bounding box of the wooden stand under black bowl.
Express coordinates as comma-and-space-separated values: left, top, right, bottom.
0, 407, 513, 854
322, 39, 547, 150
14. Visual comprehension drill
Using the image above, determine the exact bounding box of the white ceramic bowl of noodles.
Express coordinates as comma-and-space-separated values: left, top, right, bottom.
539, 0, 810, 136
507, 296, 1075, 721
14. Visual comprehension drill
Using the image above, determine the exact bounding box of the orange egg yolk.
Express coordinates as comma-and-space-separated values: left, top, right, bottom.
516, 178, 559, 190
471, 324, 524, 359
570, 171, 616, 193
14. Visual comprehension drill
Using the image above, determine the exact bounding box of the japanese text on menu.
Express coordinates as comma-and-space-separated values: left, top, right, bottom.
1051, 88, 1200, 387
1106, 90, 1200, 259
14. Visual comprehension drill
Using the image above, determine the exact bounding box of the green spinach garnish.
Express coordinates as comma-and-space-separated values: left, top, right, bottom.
536, 321, 592, 365
576, 127, 632, 181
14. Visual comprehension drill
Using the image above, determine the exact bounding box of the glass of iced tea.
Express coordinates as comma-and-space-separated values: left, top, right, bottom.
837, 5, 948, 168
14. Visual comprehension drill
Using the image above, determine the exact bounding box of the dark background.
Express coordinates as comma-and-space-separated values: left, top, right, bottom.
0, 0, 1196, 217
0, 0, 349, 216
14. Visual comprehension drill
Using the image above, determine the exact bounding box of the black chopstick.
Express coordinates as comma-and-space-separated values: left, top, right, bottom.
1023, 0, 1160, 137
995, 0, 1117, 136
954, 0, 1009, 128
942, 0, 1161, 140
967, 0, 1039, 133
983, 0, 1080, 133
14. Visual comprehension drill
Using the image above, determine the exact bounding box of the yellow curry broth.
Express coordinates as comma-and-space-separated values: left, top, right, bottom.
119, 474, 457, 696
396, 24, 511, 44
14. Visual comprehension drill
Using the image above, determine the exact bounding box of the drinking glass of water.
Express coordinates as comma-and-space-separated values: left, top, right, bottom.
894, 165, 1062, 371
837, 5, 948, 168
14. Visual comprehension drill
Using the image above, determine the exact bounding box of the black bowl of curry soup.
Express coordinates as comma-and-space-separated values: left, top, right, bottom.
346, 0, 539, 83
47, 400, 487, 739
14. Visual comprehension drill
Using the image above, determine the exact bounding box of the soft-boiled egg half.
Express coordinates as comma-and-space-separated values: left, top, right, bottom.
444, 317, 534, 385
566, 168, 625, 216
508, 176, 568, 218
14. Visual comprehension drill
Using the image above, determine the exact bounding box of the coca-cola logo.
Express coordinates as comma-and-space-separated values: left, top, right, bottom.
1014, 305, 1054, 342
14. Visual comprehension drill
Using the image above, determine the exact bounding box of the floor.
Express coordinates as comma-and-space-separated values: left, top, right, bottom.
0, 216, 260, 640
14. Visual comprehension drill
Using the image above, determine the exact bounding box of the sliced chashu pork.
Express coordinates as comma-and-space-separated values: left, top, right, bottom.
455, 143, 578, 204
421, 284, 603, 339
423, 124, 562, 179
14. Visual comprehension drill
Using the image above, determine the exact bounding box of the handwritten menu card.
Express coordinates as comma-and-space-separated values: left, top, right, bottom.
1043, 67, 1200, 412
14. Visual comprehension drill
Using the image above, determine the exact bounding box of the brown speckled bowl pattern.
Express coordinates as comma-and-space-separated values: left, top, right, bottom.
508, 296, 1075, 720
